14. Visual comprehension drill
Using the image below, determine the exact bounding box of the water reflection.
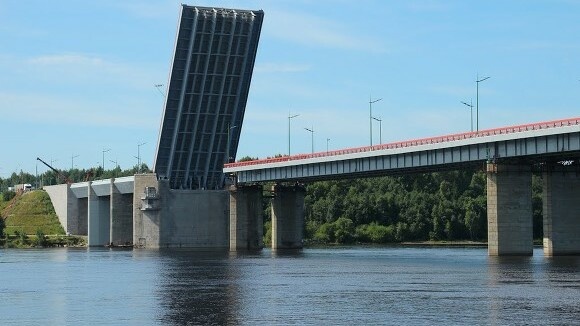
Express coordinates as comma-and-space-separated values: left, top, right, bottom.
486, 251, 580, 325
155, 250, 240, 325
2, 247, 578, 325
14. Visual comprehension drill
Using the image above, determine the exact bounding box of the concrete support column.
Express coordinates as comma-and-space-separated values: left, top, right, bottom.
271, 184, 305, 250
110, 179, 133, 246
487, 163, 533, 256
133, 174, 162, 248
543, 165, 580, 256
229, 185, 263, 251
87, 182, 110, 246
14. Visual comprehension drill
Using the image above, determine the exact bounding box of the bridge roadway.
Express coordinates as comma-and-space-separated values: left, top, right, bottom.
225, 117, 580, 256
224, 117, 580, 183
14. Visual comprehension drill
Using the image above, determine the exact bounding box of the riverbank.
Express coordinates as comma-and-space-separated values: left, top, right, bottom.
0, 234, 86, 248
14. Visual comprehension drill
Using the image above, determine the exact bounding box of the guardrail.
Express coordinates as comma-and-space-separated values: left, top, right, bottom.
224, 117, 580, 169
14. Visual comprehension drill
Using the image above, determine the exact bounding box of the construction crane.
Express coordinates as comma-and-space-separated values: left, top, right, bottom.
36, 157, 72, 184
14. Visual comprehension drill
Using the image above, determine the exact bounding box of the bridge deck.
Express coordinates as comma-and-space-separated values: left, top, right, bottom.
224, 117, 580, 183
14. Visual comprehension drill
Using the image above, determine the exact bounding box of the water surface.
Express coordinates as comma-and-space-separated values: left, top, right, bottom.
1, 247, 578, 325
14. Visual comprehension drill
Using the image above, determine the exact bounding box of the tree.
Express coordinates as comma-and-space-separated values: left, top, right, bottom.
0, 217, 5, 238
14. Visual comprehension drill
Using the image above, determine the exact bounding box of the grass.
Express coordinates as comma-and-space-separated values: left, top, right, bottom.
1, 190, 65, 236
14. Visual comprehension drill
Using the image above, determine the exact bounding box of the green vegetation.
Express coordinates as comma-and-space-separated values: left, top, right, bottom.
264, 170, 544, 246
0, 189, 86, 248
2, 190, 65, 235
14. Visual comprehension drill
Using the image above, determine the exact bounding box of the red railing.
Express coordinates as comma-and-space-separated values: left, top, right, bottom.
224, 117, 580, 169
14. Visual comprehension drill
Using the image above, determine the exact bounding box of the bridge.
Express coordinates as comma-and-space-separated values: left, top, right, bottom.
225, 117, 580, 256
224, 117, 580, 182
41, 4, 580, 256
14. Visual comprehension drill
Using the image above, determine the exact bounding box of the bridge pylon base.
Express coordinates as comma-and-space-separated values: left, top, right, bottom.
543, 165, 580, 256
229, 185, 264, 251
487, 163, 533, 256
271, 184, 305, 250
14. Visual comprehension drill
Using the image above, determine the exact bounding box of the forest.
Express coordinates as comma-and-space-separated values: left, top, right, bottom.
265, 169, 544, 245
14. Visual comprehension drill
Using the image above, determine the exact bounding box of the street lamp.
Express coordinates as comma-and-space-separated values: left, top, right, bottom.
226, 124, 237, 163
154, 84, 165, 98
102, 148, 111, 170
369, 96, 382, 146
71, 154, 79, 170
137, 142, 147, 173
110, 159, 119, 177
372, 116, 383, 144
461, 100, 474, 132
326, 138, 330, 153
476, 75, 490, 132
288, 113, 299, 156
304, 127, 314, 154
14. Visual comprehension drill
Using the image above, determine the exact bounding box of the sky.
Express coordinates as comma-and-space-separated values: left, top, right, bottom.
1, 0, 579, 177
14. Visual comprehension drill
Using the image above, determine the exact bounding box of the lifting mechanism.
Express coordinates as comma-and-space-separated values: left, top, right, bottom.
36, 157, 72, 184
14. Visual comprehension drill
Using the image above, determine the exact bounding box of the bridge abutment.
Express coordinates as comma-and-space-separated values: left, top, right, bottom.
487, 163, 533, 256
271, 184, 305, 250
543, 165, 580, 256
229, 185, 264, 251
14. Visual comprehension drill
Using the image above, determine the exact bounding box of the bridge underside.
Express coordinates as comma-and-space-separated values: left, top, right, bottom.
154, 5, 264, 190
225, 122, 580, 256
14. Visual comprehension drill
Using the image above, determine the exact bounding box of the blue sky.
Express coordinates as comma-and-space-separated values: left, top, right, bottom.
1, 0, 579, 177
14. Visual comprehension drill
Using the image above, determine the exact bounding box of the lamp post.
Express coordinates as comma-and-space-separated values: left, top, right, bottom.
71, 154, 79, 170
137, 142, 146, 173
326, 138, 330, 153
288, 113, 299, 156
102, 148, 111, 170
226, 124, 237, 163
110, 159, 119, 177
372, 116, 383, 144
369, 96, 382, 146
461, 100, 474, 132
304, 127, 314, 154
154, 84, 165, 98
476, 75, 490, 132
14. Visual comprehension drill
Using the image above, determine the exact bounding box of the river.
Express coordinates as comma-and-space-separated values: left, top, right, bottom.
0, 247, 578, 325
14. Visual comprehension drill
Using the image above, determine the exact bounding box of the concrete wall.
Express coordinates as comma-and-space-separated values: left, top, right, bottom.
163, 189, 229, 248
77, 198, 88, 235
110, 178, 133, 246
44, 184, 80, 235
229, 185, 263, 251
543, 166, 580, 256
87, 182, 111, 246
271, 184, 305, 249
43, 184, 70, 232
487, 163, 533, 256
133, 174, 161, 248
134, 174, 229, 249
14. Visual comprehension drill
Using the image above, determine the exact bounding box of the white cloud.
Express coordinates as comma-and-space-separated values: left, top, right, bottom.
0, 91, 159, 129
25, 53, 153, 87
265, 9, 387, 53
254, 62, 311, 73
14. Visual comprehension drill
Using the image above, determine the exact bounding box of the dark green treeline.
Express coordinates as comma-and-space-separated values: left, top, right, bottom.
265, 170, 543, 245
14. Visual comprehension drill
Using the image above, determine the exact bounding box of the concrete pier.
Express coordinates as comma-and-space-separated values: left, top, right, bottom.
487, 163, 533, 256
87, 181, 110, 246
133, 174, 229, 249
229, 185, 264, 251
271, 184, 305, 250
110, 178, 133, 246
543, 165, 580, 256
